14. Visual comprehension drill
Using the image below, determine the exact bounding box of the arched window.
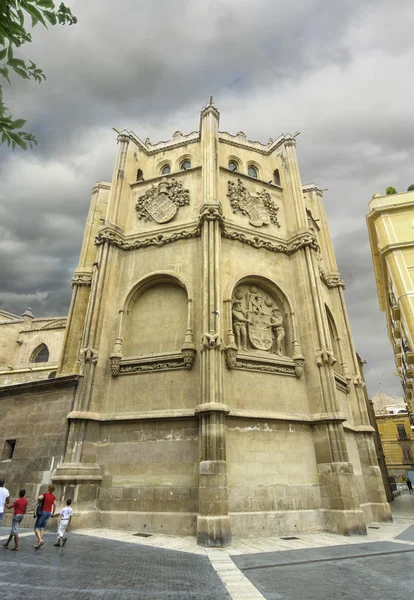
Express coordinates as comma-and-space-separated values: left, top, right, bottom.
273, 169, 281, 186
31, 344, 49, 363
180, 160, 191, 171
161, 165, 171, 175
247, 165, 258, 178
228, 161, 238, 172
136, 169, 144, 181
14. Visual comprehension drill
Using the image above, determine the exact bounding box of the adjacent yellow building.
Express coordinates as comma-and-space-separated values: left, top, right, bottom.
366, 190, 414, 410
375, 413, 414, 481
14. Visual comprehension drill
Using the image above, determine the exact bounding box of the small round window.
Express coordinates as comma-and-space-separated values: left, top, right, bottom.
161, 165, 171, 175
228, 161, 238, 172
248, 166, 258, 178
181, 160, 191, 171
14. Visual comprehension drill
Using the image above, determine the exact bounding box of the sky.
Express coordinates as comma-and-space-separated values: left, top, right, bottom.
1, 0, 412, 398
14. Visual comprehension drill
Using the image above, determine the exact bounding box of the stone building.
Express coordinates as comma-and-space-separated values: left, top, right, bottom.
0, 102, 391, 546
366, 190, 414, 411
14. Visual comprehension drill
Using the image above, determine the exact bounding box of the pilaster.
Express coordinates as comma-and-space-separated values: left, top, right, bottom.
196, 101, 231, 547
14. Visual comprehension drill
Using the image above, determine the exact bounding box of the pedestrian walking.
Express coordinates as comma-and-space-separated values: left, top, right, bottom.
3, 489, 28, 551
52, 498, 73, 547
407, 478, 413, 494
0, 479, 10, 526
34, 484, 56, 549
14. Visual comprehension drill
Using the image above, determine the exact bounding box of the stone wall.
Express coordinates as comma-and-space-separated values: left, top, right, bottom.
0, 377, 77, 527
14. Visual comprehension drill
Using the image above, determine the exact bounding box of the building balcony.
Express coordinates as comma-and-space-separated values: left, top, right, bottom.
394, 325, 402, 339
396, 354, 402, 368
394, 341, 402, 355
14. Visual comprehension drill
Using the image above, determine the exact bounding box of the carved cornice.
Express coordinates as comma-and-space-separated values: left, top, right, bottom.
284, 138, 297, 148
120, 130, 200, 156
111, 351, 195, 376
319, 269, 346, 290
218, 133, 289, 155
222, 226, 319, 255
91, 183, 111, 194
225, 351, 299, 377
96, 219, 319, 258
71, 274, 93, 288
95, 223, 201, 251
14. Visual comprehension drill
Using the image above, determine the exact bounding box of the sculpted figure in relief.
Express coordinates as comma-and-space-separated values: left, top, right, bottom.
270, 307, 285, 356
232, 301, 248, 351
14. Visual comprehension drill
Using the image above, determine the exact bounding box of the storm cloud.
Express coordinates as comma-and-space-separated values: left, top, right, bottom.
1, 0, 412, 397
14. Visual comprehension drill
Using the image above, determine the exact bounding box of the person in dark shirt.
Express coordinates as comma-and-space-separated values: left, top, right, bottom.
407, 478, 413, 494
2, 489, 28, 551
34, 484, 56, 549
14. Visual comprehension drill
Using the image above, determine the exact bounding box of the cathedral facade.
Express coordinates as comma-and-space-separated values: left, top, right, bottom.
0, 102, 391, 546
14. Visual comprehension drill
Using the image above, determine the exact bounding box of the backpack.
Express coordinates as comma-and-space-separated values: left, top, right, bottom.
34, 496, 44, 518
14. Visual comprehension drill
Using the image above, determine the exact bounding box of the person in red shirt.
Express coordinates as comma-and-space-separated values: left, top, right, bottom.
34, 484, 56, 549
2, 489, 28, 551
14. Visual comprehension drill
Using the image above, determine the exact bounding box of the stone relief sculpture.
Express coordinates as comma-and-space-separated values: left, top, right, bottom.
231, 284, 285, 355
225, 282, 305, 378
136, 179, 190, 224
227, 178, 280, 228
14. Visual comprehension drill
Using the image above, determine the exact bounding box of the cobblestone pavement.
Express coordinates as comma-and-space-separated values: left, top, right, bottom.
1, 495, 413, 600
0, 530, 231, 600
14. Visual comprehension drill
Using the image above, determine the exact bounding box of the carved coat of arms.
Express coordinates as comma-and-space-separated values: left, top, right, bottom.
136, 179, 190, 224
227, 179, 280, 228
246, 288, 273, 350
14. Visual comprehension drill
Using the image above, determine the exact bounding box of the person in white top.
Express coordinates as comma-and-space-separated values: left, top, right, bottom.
51, 498, 73, 547
0, 479, 10, 526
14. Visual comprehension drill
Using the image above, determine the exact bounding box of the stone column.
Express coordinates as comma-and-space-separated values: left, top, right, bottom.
296, 190, 366, 534
53, 139, 130, 504
196, 100, 231, 547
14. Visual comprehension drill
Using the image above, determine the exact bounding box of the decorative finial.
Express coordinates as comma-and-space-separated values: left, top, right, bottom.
209, 96, 213, 105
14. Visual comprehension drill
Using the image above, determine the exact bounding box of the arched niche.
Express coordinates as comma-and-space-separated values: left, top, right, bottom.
109, 272, 195, 376
223, 275, 304, 378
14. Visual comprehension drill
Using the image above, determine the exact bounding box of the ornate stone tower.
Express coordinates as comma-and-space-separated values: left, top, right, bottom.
53, 101, 391, 546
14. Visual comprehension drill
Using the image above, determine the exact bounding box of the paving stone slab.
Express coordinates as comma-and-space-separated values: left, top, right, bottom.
232, 540, 414, 570
233, 541, 414, 600
395, 524, 414, 542
0, 530, 231, 600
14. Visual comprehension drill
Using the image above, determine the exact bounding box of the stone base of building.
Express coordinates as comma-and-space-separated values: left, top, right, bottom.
323, 509, 367, 536
360, 502, 393, 524
99, 510, 197, 535
196, 515, 232, 547
230, 509, 325, 536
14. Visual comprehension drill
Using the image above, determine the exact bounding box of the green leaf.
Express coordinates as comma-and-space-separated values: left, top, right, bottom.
0, 47, 7, 61
24, 3, 47, 28
8, 57, 26, 68
9, 131, 27, 150
0, 66, 11, 83
10, 118, 27, 129
11, 65, 30, 78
